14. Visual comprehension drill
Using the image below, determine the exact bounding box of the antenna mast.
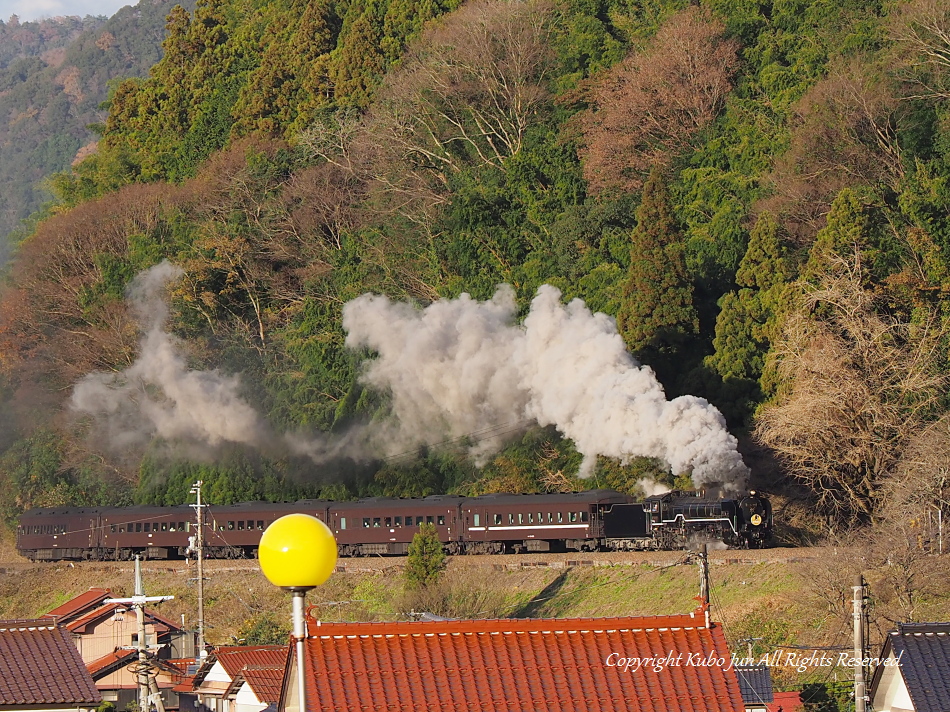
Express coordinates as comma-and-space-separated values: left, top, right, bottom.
105, 556, 173, 712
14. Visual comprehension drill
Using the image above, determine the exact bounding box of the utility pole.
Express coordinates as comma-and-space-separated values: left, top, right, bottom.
690, 544, 711, 628
189, 480, 207, 659
105, 556, 173, 712
853, 574, 867, 712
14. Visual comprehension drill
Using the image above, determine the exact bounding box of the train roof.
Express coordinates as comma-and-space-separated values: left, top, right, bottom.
461, 490, 632, 506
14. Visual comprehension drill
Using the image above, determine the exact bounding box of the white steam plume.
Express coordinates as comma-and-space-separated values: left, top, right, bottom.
343, 284, 749, 488
71, 261, 271, 453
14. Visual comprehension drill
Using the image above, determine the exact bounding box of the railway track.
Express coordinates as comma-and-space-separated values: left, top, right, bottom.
0, 546, 837, 576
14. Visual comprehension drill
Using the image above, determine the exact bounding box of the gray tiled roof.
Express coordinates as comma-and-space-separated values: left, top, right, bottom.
890, 622, 950, 712
0, 620, 101, 706
734, 664, 774, 704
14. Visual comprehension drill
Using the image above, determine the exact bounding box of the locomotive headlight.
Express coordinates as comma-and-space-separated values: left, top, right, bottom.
750, 514, 763, 526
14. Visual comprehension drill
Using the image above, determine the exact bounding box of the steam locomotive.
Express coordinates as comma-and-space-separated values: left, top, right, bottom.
15, 489, 772, 561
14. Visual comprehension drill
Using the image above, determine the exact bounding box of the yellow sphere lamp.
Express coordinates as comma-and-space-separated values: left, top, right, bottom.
259, 514, 338, 712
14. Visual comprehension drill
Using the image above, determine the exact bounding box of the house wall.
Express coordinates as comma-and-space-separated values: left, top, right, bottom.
235, 683, 267, 712
872, 653, 915, 712
73, 616, 158, 662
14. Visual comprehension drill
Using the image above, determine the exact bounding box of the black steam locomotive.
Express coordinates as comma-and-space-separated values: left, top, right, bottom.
15, 489, 772, 561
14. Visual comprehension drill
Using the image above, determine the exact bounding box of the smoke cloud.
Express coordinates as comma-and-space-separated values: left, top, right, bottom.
343, 285, 749, 488
71, 261, 272, 453
71, 264, 748, 488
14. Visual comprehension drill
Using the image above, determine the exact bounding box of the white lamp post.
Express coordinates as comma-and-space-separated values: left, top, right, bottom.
258, 514, 337, 712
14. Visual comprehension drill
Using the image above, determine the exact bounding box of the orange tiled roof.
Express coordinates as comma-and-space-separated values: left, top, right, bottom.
298, 608, 745, 712
87, 649, 137, 676
212, 645, 288, 679
0, 620, 101, 706
65, 602, 181, 635
768, 691, 803, 712
42, 588, 112, 623
242, 665, 285, 706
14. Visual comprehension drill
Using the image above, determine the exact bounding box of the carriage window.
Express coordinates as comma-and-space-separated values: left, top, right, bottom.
394, 517, 402, 527
363, 518, 371, 528
145, 523, 152, 533
257, 521, 264, 530
385, 517, 392, 527
548, 513, 553, 523
569, 512, 578, 522
373, 518, 381, 527
110, 525, 117, 533
340, 517, 346, 530
136, 523, 142, 532
581, 512, 589, 522
494, 514, 501, 525
119, 526, 125, 533
518, 513, 524, 524
473, 514, 480, 526
508, 514, 514, 525
437, 516, 445, 525
528, 513, 533, 524
238, 521, 245, 530
538, 513, 543, 524
426, 516, 434, 524
557, 512, 563, 523
226, 521, 234, 530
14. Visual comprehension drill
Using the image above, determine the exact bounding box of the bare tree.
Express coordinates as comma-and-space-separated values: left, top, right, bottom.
890, 0, 950, 99
760, 61, 904, 243
754, 252, 948, 526
577, 7, 739, 194
357, 0, 556, 217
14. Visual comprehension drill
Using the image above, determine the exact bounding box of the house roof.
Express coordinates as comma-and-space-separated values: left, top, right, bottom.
213, 646, 288, 680
880, 622, 950, 712
242, 665, 285, 706
734, 664, 774, 705
65, 602, 182, 635
41, 588, 112, 623
768, 691, 802, 712
0, 620, 101, 706
294, 607, 744, 712
87, 649, 138, 677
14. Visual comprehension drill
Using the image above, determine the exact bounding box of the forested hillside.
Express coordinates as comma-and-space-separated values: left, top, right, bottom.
0, 0, 196, 250
2, 0, 949, 543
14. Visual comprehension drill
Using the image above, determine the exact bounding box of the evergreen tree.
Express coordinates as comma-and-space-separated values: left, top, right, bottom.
404, 522, 446, 589
707, 212, 792, 387
617, 169, 698, 357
